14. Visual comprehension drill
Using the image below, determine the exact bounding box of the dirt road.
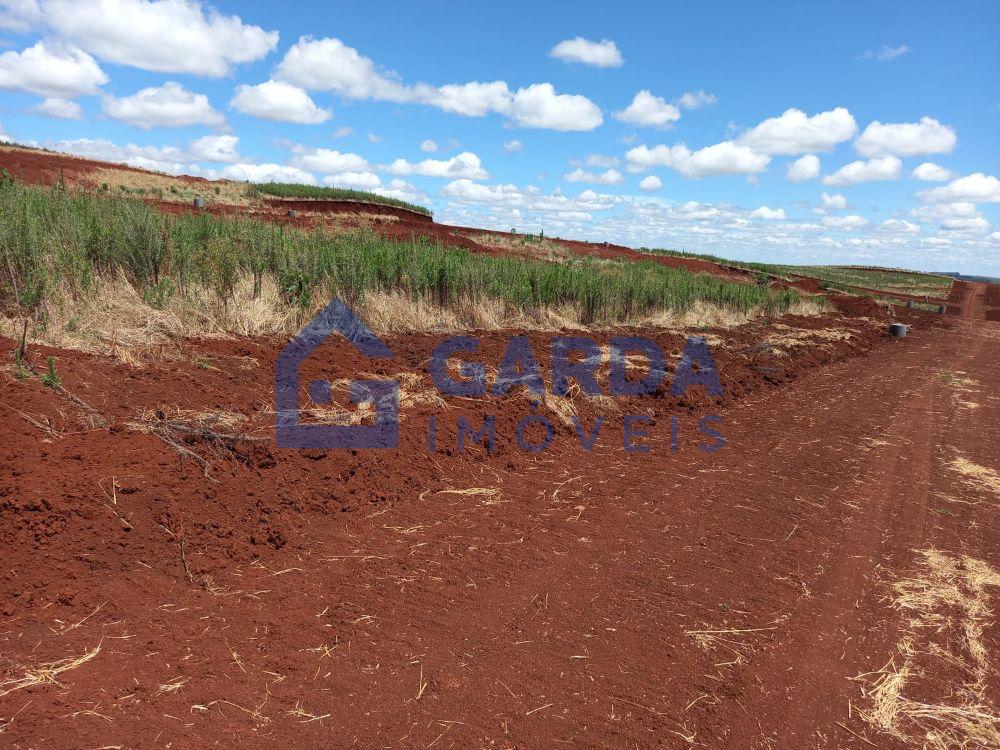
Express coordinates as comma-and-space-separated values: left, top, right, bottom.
1, 314, 997, 748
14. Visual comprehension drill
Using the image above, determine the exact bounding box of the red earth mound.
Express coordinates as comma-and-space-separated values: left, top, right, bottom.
0, 145, 206, 187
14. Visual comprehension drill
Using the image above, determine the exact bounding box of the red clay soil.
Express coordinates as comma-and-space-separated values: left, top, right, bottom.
786, 274, 823, 293
4, 306, 999, 749
0, 145, 207, 188
262, 198, 434, 224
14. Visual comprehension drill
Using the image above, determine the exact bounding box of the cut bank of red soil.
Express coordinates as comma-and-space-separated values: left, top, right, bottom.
0, 145, 207, 187
4, 306, 998, 749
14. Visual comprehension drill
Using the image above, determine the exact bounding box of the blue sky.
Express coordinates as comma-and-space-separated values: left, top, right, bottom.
1, 0, 998, 273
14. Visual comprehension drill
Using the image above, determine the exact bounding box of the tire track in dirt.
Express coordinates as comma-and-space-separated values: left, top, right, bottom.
717, 323, 990, 748
303, 320, 996, 748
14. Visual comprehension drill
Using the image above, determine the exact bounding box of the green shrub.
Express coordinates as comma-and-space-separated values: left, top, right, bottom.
41, 356, 60, 388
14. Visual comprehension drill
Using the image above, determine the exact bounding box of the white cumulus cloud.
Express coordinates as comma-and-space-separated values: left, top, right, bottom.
416, 80, 512, 117
919, 173, 1000, 204
911, 162, 953, 182
508, 83, 602, 131
822, 214, 869, 229
321, 171, 381, 190
614, 90, 680, 129
739, 107, 857, 155
276, 36, 409, 100
441, 179, 619, 215
50, 136, 202, 174
751, 206, 787, 220
386, 151, 489, 180
854, 117, 956, 157
548, 37, 623, 68
0, 40, 106, 98
0, 0, 42, 32
638, 175, 662, 192
275, 36, 602, 131
187, 134, 240, 163
288, 145, 369, 174
821, 155, 902, 186
786, 154, 820, 182
625, 141, 771, 178
880, 219, 920, 234
231, 80, 330, 124
564, 168, 623, 185
502, 139, 523, 153
39, 0, 278, 76
34, 97, 82, 119
103, 81, 224, 129
820, 192, 848, 210
419, 139, 438, 152
222, 162, 316, 184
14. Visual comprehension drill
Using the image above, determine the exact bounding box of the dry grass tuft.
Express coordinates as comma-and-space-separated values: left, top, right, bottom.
1, 273, 303, 363
4, 271, 824, 366
466, 232, 572, 262
856, 549, 1000, 749
0, 645, 101, 697
949, 457, 1000, 497
88, 168, 249, 205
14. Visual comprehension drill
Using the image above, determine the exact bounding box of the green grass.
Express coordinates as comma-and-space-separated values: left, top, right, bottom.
644, 248, 952, 296
0, 180, 801, 327
247, 182, 432, 216
770, 265, 952, 296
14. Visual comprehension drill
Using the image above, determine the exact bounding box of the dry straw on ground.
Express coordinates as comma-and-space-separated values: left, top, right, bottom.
855, 549, 1000, 749
4, 274, 826, 365
0, 645, 101, 697
949, 457, 1000, 497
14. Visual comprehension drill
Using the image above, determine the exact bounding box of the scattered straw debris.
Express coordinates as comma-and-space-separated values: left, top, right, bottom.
438, 487, 504, 505
684, 624, 779, 667
854, 549, 1000, 749
287, 701, 330, 723
0, 645, 101, 697
949, 457, 1000, 497
156, 677, 189, 697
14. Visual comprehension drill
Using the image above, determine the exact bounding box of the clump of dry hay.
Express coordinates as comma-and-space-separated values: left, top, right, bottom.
0, 645, 101, 697
856, 549, 1000, 749
949, 457, 1000, 497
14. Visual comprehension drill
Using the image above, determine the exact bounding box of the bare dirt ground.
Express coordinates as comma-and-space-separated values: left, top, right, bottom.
2, 303, 998, 749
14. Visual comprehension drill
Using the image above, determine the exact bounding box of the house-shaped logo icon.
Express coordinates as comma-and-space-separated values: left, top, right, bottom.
275, 299, 399, 449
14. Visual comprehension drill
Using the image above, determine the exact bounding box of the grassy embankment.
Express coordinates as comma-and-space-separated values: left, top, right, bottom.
0, 179, 805, 354
647, 248, 952, 296
247, 182, 433, 217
